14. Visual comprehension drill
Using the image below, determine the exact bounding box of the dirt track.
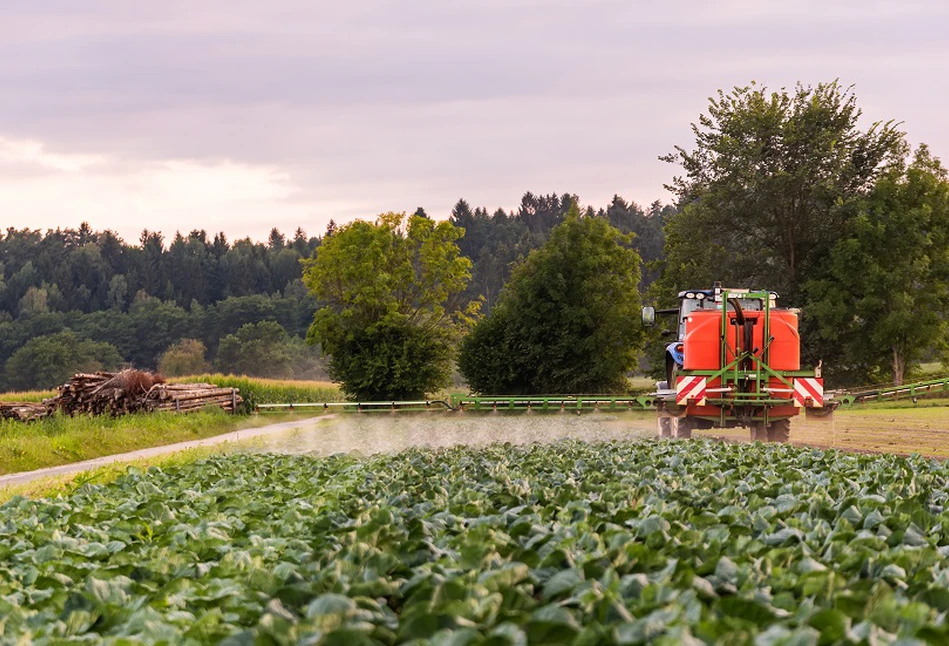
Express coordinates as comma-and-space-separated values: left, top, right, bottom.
0, 417, 335, 489
238, 406, 949, 459
699, 405, 949, 457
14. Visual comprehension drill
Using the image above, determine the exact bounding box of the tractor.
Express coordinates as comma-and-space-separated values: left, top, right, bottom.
642, 282, 827, 442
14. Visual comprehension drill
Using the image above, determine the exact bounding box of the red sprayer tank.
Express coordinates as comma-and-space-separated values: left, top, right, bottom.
683, 308, 799, 370
683, 310, 720, 370
768, 309, 800, 370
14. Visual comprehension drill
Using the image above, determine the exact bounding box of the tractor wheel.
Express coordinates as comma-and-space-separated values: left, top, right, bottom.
767, 418, 791, 443
658, 417, 674, 438
749, 423, 768, 442
675, 417, 695, 439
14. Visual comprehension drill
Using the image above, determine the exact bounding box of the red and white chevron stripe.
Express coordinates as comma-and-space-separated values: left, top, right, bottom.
676, 375, 707, 405
793, 378, 823, 407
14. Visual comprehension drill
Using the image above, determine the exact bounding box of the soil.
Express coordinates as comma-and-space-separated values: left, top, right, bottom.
699, 405, 949, 458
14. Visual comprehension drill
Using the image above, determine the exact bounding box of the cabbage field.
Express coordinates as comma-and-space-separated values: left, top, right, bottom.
3, 439, 949, 643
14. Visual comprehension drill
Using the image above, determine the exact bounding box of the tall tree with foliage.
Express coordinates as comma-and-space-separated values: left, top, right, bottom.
806, 145, 949, 385
459, 203, 644, 394
658, 81, 907, 302
303, 213, 475, 400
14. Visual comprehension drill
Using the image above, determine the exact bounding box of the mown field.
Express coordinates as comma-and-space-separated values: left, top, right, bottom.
3, 439, 949, 643
702, 404, 949, 458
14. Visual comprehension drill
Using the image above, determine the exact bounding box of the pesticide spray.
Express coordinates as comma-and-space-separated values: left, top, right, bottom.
246, 412, 658, 457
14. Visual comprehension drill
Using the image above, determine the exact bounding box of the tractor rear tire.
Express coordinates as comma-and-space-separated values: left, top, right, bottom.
658, 417, 674, 438
767, 418, 791, 443
749, 423, 768, 442
675, 417, 695, 439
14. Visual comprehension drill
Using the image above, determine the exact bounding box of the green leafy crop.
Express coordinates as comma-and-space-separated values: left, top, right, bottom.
3, 440, 949, 643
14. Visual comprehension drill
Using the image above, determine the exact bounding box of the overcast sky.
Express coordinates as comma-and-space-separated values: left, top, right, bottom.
1, 0, 947, 243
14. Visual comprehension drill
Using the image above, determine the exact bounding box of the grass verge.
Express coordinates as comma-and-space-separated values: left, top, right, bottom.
0, 409, 288, 476
0, 445, 223, 503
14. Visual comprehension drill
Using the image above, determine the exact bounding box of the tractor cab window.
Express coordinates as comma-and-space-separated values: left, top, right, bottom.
726, 298, 763, 312
678, 297, 713, 337
677, 296, 766, 339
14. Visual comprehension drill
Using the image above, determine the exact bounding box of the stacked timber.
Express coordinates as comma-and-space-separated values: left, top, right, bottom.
0, 402, 50, 422
146, 383, 242, 413
51, 370, 242, 415
54, 370, 164, 416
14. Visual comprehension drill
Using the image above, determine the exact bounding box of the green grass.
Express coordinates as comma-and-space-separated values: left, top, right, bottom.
0, 445, 222, 503
0, 389, 55, 403
172, 374, 344, 407
628, 375, 655, 393
0, 409, 282, 476
918, 361, 947, 376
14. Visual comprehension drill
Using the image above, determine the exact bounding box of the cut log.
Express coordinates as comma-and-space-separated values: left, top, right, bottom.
0, 402, 50, 422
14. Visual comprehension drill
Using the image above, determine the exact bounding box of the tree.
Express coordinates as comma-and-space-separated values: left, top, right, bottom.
658, 81, 907, 302
126, 295, 190, 368
303, 212, 474, 400
216, 321, 296, 378
4, 330, 122, 390
458, 203, 644, 394
17, 286, 49, 318
159, 338, 211, 377
806, 145, 949, 385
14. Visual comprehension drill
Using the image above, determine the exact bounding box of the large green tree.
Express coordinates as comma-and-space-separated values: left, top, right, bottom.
658, 81, 907, 302
458, 204, 644, 394
303, 213, 474, 400
806, 145, 949, 385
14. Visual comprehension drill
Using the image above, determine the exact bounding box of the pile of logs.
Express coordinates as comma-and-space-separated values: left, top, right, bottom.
0, 370, 242, 421
54, 370, 166, 416
0, 402, 50, 422
146, 382, 242, 413
52, 370, 242, 416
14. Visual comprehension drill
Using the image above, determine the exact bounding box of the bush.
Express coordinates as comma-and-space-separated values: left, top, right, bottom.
158, 339, 211, 377
320, 317, 452, 401
215, 321, 295, 379
459, 205, 644, 394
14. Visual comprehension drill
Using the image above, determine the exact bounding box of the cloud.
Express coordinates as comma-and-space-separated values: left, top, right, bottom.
0, 0, 947, 241
0, 136, 318, 240
0, 137, 103, 175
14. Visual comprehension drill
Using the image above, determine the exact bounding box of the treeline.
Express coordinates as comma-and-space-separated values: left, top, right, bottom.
0, 192, 668, 390
450, 192, 670, 309
0, 227, 327, 389
0, 226, 322, 314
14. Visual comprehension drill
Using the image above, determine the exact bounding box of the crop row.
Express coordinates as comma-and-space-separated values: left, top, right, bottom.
2, 439, 949, 643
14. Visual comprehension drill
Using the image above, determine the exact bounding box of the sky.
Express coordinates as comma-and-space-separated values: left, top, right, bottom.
1, 0, 947, 243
